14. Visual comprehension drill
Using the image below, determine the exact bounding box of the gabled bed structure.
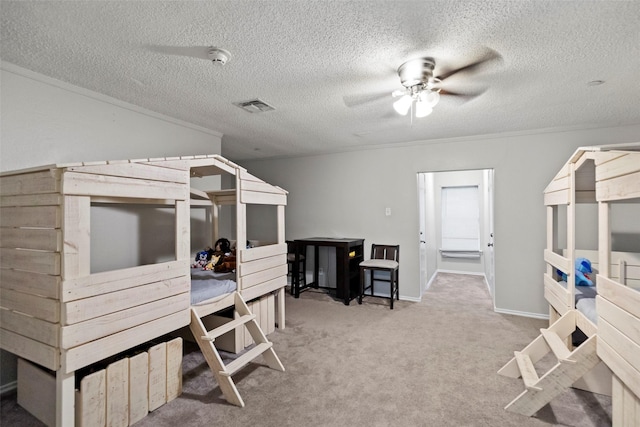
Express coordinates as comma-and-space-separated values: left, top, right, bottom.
0, 154, 288, 425
499, 143, 640, 424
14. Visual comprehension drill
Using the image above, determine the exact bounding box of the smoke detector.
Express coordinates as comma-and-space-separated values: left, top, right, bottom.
207, 47, 231, 65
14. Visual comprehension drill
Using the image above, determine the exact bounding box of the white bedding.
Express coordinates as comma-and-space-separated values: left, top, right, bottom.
559, 280, 598, 324
190, 269, 237, 305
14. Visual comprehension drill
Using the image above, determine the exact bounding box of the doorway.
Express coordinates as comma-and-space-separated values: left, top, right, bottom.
418, 169, 495, 305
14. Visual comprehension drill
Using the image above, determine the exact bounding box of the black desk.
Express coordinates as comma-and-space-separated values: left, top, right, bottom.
293, 238, 364, 305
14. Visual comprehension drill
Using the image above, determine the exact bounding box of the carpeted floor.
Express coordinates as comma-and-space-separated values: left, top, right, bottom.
1, 273, 612, 426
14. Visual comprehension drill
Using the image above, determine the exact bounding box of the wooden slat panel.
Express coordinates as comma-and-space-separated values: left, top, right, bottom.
239, 265, 288, 290
0, 170, 60, 196
62, 260, 186, 302
239, 243, 286, 263
148, 342, 167, 411
0, 248, 60, 275
544, 249, 571, 273
128, 352, 148, 425
1, 308, 59, 346
0, 206, 61, 228
0, 288, 59, 322
544, 287, 569, 316
599, 316, 640, 374
241, 179, 286, 195
544, 189, 569, 206
544, 272, 572, 308
0, 269, 60, 299
595, 151, 629, 167
0, 193, 62, 207
143, 159, 191, 171
241, 276, 286, 304
598, 275, 640, 318
0, 227, 61, 251
239, 190, 287, 206
596, 152, 640, 181
63, 276, 190, 324
238, 254, 287, 277
1, 328, 59, 370
596, 170, 640, 201
166, 337, 183, 402
544, 175, 570, 194
62, 171, 188, 200
66, 162, 189, 184
106, 357, 129, 427
63, 310, 189, 373
598, 339, 640, 399
62, 195, 90, 280
76, 369, 106, 427
61, 293, 189, 348
598, 296, 640, 369
575, 310, 597, 337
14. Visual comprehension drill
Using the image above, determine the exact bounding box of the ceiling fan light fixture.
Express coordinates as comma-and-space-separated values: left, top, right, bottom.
419, 90, 440, 108
393, 94, 413, 115
415, 101, 433, 118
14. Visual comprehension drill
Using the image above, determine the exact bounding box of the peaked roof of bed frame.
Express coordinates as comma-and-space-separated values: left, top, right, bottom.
545, 142, 640, 200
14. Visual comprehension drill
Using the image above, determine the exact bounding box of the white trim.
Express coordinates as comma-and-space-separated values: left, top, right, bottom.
436, 269, 485, 276
0, 380, 17, 396
1, 61, 223, 138
494, 307, 549, 320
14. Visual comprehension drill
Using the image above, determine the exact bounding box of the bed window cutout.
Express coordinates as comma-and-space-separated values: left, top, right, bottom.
90, 202, 178, 274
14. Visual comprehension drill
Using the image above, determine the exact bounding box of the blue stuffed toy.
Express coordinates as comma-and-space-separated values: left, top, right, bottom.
558, 257, 594, 286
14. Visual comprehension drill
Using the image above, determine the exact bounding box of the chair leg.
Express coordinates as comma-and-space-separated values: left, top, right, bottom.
358, 267, 364, 304
390, 275, 394, 310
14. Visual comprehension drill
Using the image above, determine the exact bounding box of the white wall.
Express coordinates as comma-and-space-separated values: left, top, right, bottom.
0, 63, 223, 389
1, 63, 222, 171
240, 124, 640, 316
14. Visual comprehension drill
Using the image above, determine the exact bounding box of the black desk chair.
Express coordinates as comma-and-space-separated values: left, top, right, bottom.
286, 240, 306, 295
358, 244, 399, 309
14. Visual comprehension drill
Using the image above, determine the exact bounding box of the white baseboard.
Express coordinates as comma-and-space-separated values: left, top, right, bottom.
0, 380, 17, 395
494, 307, 549, 320
436, 269, 485, 276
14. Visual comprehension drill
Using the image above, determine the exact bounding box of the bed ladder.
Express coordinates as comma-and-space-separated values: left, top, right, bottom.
497, 310, 600, 416
189, 292, 285, 407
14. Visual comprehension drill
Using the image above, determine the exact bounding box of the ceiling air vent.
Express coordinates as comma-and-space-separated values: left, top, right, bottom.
234, 99, 275, 113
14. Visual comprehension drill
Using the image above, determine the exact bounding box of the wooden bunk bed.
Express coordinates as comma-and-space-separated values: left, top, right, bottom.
0, 154, 288, 425
499, 143, 640, 424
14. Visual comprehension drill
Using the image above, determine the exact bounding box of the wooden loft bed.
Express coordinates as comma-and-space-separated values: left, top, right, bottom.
499, 143, 640, 424
0, 154, 288, 425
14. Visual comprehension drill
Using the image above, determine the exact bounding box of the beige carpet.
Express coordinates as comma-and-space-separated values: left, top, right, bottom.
1, 273, 611, 426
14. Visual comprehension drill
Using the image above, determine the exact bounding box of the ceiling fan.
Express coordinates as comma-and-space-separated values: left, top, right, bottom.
345, 48, 503, 118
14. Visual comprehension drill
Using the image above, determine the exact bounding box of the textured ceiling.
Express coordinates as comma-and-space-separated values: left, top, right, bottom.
1, 1, 639, 162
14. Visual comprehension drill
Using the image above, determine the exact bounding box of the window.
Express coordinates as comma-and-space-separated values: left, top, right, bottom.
441, 186, 480, 251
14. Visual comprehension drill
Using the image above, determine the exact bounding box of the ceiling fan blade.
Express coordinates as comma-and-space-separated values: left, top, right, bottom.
439, 87, 487, 98
436, 48, 503, 81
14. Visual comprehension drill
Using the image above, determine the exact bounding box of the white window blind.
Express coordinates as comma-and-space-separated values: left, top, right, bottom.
441, 186, 479, 251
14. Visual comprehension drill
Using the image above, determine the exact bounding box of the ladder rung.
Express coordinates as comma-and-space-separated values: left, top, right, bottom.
540, 328, 572, 361
514, 351, 542, 391
221, 342, 273, 377
201, 313, 256, 342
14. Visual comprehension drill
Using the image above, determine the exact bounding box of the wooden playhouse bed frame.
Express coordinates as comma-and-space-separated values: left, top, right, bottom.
0, 154, 288, 425
499, 143, 640, 424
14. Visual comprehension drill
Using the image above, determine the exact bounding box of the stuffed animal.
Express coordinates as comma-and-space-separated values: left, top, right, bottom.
214, 255, 237, 273
574, 257, 593, 286
191, 250, 210, 269
558, 257, 594, 286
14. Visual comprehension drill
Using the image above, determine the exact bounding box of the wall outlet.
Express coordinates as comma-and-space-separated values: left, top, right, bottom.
385, 207, 391, 216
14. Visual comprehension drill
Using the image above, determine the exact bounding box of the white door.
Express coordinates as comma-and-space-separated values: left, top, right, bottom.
483, 169, 496, 303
